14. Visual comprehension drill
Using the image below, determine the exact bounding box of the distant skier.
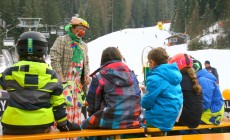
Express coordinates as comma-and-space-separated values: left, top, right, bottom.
204, 60, 219, 85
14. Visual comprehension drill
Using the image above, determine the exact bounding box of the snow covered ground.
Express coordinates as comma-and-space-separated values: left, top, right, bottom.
87, 23, 230, 92
0, 23, 229, 92
0, 22, 229, 135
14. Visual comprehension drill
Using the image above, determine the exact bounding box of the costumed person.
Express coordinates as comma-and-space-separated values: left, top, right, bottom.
50, 17, 91, 129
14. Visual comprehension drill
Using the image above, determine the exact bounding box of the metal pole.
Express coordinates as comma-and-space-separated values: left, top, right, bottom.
0, 25, 17, 37
141, 46, 153, 85
5, 29, 8, 38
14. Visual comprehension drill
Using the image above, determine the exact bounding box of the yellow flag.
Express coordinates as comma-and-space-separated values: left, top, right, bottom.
157, 22, 164, 30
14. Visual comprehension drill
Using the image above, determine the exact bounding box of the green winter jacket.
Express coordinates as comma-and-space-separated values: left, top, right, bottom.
0, 61, 66, 128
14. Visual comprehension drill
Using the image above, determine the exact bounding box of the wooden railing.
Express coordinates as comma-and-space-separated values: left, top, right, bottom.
0, 120, 230, 140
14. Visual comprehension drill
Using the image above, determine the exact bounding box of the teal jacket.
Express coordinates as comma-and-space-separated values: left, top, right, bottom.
141, 63, 183, 131
0, 61, 66, 128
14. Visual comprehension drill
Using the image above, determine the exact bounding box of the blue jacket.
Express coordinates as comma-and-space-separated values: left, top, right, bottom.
197, 69, 224, 124
141, 63, 183, 131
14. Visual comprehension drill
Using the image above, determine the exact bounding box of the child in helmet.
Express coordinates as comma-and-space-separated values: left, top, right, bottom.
141, 47, 183, 132
169, 53, 203, 128
193, 58, 224, 126
0, 31, 80, 134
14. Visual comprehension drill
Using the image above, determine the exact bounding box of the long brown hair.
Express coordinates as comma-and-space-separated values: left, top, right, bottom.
100, 47, 123, 66
182, 67, 202, 94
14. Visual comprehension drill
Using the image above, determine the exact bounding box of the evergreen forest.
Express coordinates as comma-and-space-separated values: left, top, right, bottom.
0, 0, 229, 51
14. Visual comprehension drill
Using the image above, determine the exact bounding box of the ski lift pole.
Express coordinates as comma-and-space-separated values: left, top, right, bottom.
0, 25, 17, 37
5, 29, 8, 38
141, 46, 153, 86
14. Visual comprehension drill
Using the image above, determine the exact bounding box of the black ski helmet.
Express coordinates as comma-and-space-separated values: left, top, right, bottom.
16, 31, 48, 56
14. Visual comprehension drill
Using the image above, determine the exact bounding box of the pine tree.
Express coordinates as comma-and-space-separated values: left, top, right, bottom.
186, 2, 202, 38
173, 0, 185, 33
202, 3, 215, 32
113, 0, 126, 31
131, 0, 144, 28
85, 0, 104, 40
144, 0, 156, 27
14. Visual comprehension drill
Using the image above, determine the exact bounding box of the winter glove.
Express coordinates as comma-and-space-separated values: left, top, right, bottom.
57, 120, 81, 132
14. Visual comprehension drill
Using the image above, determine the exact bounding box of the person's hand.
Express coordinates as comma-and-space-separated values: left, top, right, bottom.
60, 76, 67, 83
140, 85, 149, 94
61, 79, 67, 83
57, 72, 66, 83
57, 120, 81, 131
140, 85, 146, 93
84, 75, 91, 86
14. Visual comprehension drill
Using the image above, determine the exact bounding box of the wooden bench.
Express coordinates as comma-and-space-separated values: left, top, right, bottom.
147, 120, 230, 135
0, 128, 144, 140
125, 133, 230, 140
0, 120, 230, 140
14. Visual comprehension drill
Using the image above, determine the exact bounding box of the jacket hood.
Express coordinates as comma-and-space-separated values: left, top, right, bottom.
99, 61, 133, 86
149, 63, 182, 85
11, 61, 52, 89
197, 69, 217, 82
